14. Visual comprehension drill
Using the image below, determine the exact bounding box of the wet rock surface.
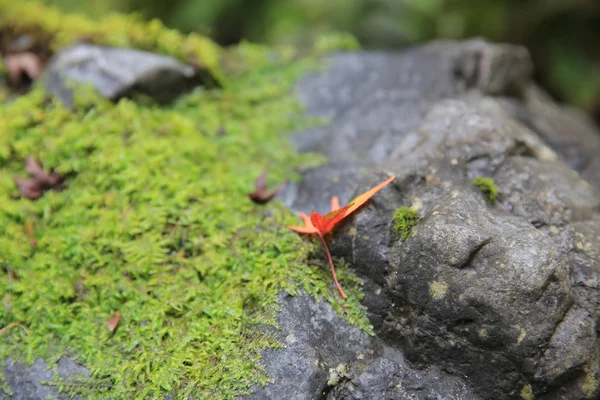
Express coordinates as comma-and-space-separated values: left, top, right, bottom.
277, 38, 600, 399
42, 43, 201, 106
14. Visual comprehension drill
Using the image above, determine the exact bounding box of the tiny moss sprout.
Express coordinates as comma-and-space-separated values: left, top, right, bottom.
393, 207, 418, 239
473, 177, 498, 205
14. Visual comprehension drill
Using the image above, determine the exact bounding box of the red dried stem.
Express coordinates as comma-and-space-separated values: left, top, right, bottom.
317, 233, 347, 299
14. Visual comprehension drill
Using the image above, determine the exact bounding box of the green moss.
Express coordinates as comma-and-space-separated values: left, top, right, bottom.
0, 3, 371, 399
428, 281, 448, 300
393, 207, 418, 239
581, 371, 599, 398
520, 384, 534, 400
473, 177, 498, 205
313, 32, 361, 54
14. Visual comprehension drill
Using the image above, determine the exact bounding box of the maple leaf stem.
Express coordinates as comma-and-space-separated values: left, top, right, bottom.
317, 233, 347, 299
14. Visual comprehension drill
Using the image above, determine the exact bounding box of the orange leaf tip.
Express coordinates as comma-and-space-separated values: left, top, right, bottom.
345, 175, 395, 216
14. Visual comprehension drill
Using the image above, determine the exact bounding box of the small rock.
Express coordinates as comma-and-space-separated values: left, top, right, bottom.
42, 43, 202, 106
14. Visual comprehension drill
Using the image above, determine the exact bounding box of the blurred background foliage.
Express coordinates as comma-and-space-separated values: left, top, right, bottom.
41, 0, 600, 122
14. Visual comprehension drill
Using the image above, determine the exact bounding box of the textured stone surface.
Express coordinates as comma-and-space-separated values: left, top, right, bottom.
4, 357, 89, 400
376, 99, 600, 400
497, 86, 600, 189
325, 350, 479, 400
279, 38, 600, 399
243, 292, 378, 400
42, 43, 201, 106
243, 293, 479, 400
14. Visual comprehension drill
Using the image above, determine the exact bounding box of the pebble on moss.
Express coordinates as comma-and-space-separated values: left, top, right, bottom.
393, 207, 418, 239
473, 177, 498, 205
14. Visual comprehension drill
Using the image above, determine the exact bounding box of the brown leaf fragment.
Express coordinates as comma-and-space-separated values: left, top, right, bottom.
14, 177, 43, 200
248, 171, 282, 205
25, 157, 63, 189
4, 52, 43, 88
25, 220, 37, 247
14, 157, 65, 200
107, 311, 121, 333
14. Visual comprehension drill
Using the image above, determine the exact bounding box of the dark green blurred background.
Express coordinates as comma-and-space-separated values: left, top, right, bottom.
42, 0, 600, 121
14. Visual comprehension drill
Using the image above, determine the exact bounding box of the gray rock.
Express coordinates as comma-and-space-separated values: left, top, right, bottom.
497, 86, 600, 189
290, 39, 533, 171
3, 357, 89, 400
243, 292, 479, 400
243, 292, 377, 400
326, 348, 479, 400
42, 43, 202, 106
378, 100, 600, 400
281, 39, 600, 400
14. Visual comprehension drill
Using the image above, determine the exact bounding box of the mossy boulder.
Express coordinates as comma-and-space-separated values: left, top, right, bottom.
3, 3, 600, 400
0, 0, 222, 80
285, 41, 600, 399
0, 2, 373, 399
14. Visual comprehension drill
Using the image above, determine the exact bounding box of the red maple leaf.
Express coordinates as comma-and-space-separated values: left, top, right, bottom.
288, 176, 395, 298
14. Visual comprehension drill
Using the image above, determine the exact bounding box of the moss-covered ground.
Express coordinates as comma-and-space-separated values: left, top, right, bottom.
0, 2, 369, 399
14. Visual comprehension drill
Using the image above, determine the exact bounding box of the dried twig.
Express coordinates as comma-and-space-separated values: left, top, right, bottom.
0, 322, 30, 336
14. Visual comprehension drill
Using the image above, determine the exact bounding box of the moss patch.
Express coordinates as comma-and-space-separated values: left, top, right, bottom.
428, 281, 448, 300
581, 371, 599, 398
520, 384, 534, 400
473, 177, 498, 205
517, 329, 527, 345
393, 207, 418, 239
0, 2, 371, 399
